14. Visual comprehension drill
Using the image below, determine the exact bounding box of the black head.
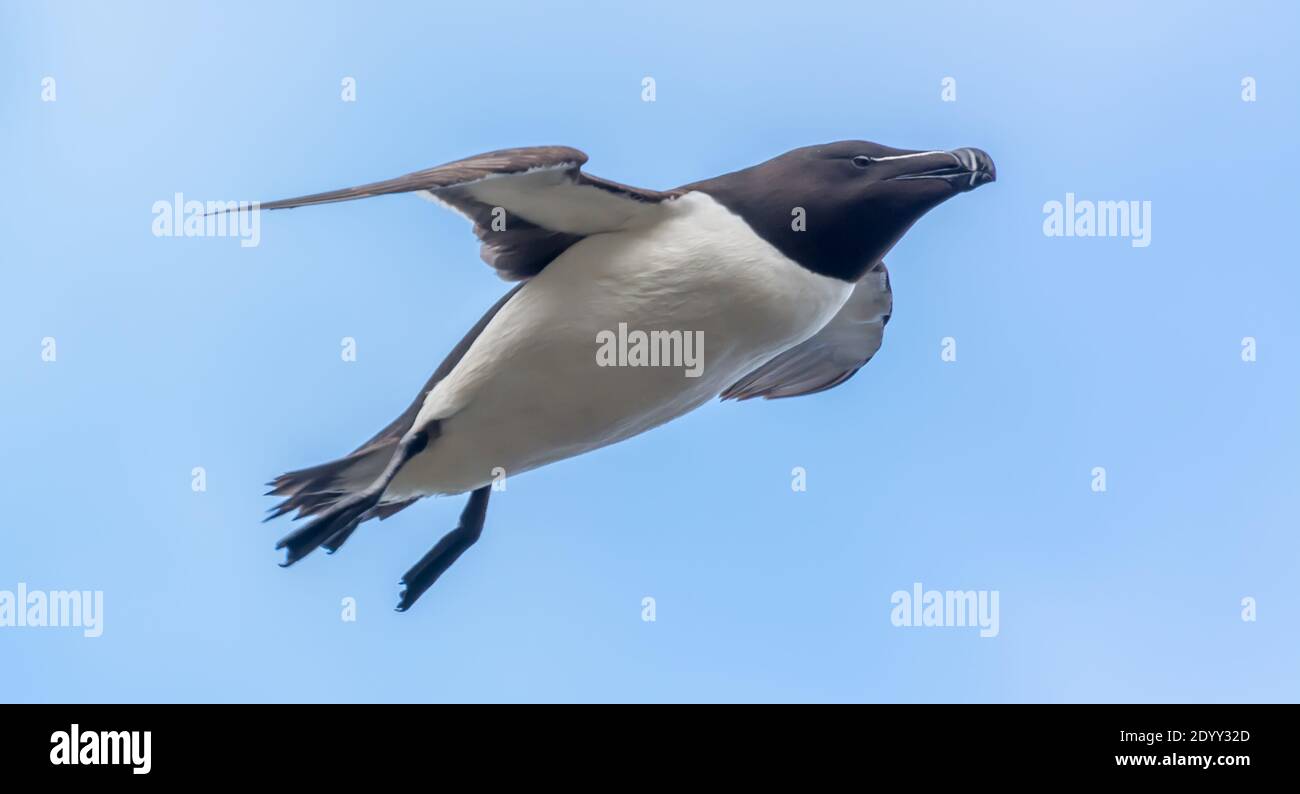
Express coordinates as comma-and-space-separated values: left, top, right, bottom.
683, 140, 995, 282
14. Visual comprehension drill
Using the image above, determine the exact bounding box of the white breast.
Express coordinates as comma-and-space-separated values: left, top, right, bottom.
388, 191, 853, 498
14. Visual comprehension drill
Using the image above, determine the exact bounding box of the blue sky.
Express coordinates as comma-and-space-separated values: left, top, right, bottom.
2, 0, 1297, 702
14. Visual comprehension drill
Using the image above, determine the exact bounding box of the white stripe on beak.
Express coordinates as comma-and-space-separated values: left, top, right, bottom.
869, 150, 948, 162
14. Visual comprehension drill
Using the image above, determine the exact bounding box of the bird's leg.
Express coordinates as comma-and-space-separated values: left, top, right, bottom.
275, 428, 433, 566
395, 486, 491, 612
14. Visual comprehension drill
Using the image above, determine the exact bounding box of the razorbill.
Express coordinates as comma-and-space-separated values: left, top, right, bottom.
256, 141, 996, 610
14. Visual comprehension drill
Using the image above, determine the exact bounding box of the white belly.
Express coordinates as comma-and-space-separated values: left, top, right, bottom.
386, 192, 852, 497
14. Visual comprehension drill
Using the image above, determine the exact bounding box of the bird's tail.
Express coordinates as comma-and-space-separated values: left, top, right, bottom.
265, 444, 416, 554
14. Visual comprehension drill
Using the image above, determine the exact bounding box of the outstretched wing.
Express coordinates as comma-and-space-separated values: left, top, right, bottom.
255, 146, 680, 280
722, 261, 893, 400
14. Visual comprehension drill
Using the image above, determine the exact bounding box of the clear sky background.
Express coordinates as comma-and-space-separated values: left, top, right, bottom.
2, 1, 1297, 702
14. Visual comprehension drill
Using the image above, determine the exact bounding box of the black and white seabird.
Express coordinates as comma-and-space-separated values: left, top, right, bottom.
258, 141, 996, 610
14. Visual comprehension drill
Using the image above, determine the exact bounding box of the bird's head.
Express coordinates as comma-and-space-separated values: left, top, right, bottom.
689, 140, 996, 281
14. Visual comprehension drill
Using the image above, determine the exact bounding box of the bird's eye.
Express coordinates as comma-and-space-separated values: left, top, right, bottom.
851, 156, 872, 169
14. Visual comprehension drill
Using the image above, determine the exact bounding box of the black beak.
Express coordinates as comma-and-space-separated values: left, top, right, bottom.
885, 147, 996, 192
949, 147, 996, 189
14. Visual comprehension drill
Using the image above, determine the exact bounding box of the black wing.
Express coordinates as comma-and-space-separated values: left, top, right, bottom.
254, 145, 679, 280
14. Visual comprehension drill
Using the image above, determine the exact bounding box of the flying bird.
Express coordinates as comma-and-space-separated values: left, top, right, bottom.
258, 141, 996, 610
